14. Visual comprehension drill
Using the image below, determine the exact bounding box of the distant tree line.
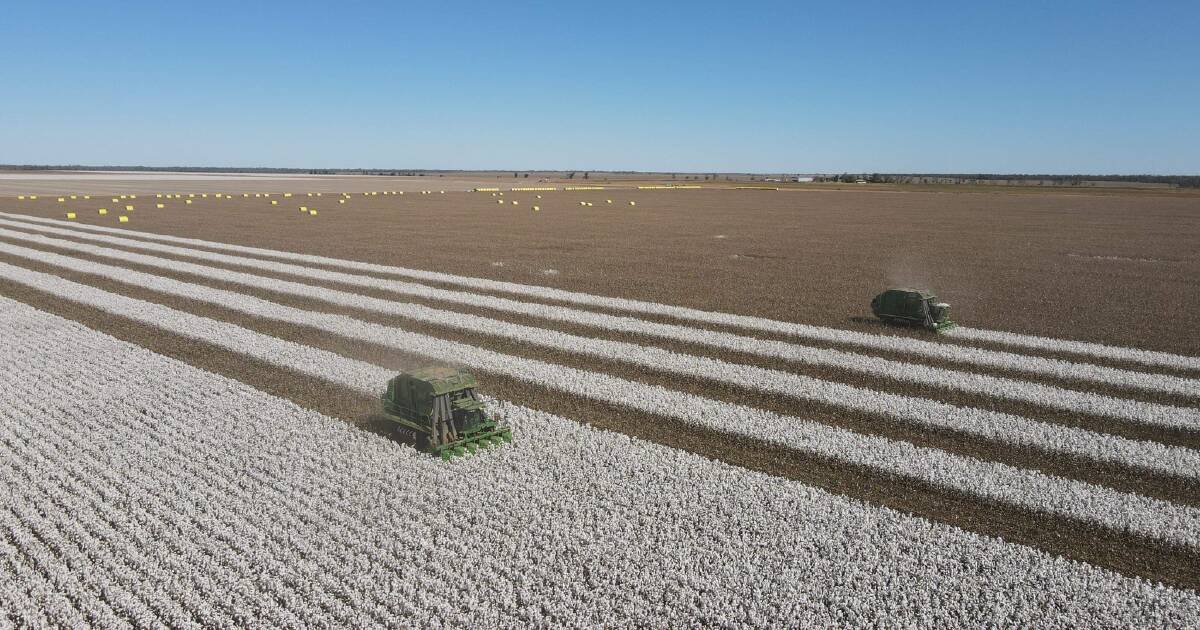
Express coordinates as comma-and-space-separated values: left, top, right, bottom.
4, 164, 1194, 188
813, 173, 1199, 188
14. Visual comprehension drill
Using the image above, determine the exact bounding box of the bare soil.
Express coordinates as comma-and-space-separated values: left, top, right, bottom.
5, 186, 1199, 353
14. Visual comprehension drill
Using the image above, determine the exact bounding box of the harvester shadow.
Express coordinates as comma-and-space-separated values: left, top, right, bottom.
354, 411, 418, 448
848, 316, 931, 336
847, 316, 880, 326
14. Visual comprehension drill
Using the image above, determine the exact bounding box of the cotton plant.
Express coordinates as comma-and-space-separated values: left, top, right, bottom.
2, 278, 1200, 626
2, 261, 1198, 553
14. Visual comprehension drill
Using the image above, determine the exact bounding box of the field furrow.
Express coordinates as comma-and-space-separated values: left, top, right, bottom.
0, 239, 1196, 489
4, 214, 1195, 399
2, 223, 1195, 419
4, 211, 1195, 373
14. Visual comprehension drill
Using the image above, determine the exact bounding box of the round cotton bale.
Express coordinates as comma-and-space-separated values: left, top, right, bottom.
125, 205, 134, 211
185, 200, 193, 205
98, 208, 107, 215
156, 203, 165, 209
57, 197, 65, 202
309, 210, 318, 216
533, 205, 540, 211
629, 201, 636, 206
339, 199, 346, 204
271, 200, 279, 205
66, 212, 76, 219
118, 215, 129, 223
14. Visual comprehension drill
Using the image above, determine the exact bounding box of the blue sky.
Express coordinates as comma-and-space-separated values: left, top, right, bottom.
1, 1, 1196, 173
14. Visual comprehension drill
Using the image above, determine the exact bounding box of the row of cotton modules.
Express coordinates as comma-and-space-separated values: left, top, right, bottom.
16, 189, 442, 223
17, 187, 658, 222
479, 187, 640, 212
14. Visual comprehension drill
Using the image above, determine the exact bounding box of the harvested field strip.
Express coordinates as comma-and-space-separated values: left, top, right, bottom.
1, 236, 1198, 485
2, 262, 1199, 553
5, 211, 1195, 373
6, 301, 1200, 625
1, 219, 1194, 405
8, 251, 1193, 508
13, 229, 1200, 455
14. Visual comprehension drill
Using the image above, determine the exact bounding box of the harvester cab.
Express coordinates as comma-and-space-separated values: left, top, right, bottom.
380, 366, 513, 460
871, 288, 956, 333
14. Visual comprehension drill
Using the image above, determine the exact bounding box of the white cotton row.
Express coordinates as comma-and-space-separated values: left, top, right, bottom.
1, 217, 1194, 400
1, 262, 1198, 551
4, 211, 1196, 372
0, 237, 1195, 480
2, 296, 1198, 626
943, 326, 1200, 372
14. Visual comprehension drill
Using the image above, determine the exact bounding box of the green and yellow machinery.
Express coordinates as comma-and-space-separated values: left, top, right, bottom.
871, 288, 957, 332
380, 366, 512, 460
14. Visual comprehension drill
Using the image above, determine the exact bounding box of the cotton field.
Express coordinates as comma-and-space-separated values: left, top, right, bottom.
3, 298, 1199, 627
1, 197, 1198, 626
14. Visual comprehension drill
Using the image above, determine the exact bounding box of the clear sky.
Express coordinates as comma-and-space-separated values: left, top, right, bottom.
1, 1, 1196, 173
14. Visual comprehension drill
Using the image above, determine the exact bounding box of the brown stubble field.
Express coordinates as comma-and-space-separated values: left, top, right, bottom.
8, 186, 1199, 354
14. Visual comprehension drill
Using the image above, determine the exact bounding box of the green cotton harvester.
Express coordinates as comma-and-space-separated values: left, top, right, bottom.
871, 288, 957, 333
380, 366, 513, 460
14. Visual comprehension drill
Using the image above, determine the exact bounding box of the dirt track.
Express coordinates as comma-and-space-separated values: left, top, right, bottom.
7, 186, 1199, 353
